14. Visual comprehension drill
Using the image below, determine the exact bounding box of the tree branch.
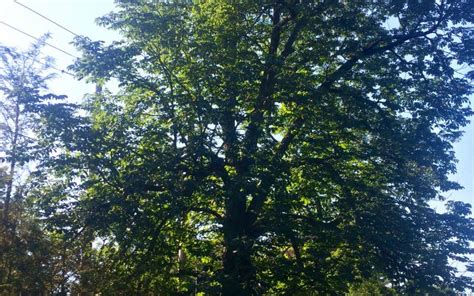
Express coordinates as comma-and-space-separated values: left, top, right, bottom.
189, 206, 223, 221
246, 20, 447, 221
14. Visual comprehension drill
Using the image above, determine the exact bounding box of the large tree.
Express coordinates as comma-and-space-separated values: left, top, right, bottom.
41, 0, 474, 294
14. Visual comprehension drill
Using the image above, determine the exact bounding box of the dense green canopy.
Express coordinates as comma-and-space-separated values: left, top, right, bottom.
2, 0, 474, 295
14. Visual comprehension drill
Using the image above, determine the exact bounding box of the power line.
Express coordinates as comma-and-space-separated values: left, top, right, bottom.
32, 58, 75, 77
0, 21, 78, 58
2, 45, 75, 76
12, 52, 75, 76
3, 2, 100, 79
13, 0, 81, 37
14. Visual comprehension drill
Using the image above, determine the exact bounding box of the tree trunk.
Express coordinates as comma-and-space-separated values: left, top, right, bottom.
3, 102, 20, 226
222, 195, 257, 296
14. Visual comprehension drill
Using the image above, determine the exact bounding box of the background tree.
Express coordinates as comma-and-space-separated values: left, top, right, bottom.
37, 0, 474, 294
0, 40, 79, 295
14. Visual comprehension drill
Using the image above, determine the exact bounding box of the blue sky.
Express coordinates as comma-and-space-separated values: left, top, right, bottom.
0, 0, 472, 209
